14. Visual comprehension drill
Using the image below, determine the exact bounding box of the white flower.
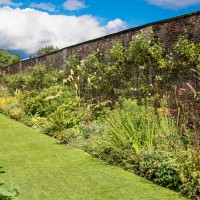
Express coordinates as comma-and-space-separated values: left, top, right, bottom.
70, 69, 74, 75
139, 66, 145, 69
87, 77, 91, 84
131, 88, 137, 91
80, 59, 85, 66
156, 75, 162, 80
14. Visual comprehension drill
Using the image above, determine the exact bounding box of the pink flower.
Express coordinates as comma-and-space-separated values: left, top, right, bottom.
184, 82, 196, 92
190, 68, 200, 75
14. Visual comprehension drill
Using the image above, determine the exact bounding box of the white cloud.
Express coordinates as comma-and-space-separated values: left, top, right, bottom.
146, 0, 200, 9
105, 19, 127, 34
30, 2, 56, 12
0, 7, 127, 55
0, 0, 22, 7
63, 0, 87, 11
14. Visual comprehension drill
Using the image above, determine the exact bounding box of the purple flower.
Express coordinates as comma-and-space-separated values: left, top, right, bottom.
184, 82, 196, 92
190, 68, 200, 75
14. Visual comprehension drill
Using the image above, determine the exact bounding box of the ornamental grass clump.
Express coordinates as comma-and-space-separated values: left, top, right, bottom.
106, 99, 157, 157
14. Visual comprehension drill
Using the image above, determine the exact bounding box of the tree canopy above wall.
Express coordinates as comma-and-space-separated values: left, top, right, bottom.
0, 50, 20, 68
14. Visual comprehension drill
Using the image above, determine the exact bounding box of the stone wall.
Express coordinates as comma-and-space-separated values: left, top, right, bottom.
1, 10, 200, 74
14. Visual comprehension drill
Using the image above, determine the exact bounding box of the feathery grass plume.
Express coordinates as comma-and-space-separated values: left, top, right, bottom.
45, 91, 63, 101
63, 79, 68, 84
68, 75, 74, 81
74, 83, 78, 91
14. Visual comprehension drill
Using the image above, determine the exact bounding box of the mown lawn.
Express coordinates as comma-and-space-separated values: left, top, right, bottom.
0, 114, 186, 200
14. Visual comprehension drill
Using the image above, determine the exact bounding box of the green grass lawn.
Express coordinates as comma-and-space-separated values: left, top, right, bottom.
0, 114, 186, 200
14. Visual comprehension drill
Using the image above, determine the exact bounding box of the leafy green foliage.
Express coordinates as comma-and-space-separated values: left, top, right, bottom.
0, 182, 20, 200
135, 151, 181, 189
177, 150, 200, 198
23, 85, 74, 117
53, 128, 79, 144
75, 98, 199, 198
3, 64, 65, 93
37, 45, 58, 56
0, 87, 10, 98
0, 50, 20, 67
0, 33, 199, 199
0, 167, 19, 200
175, 35, 200, 67
106, 98, 157, 156
46, 108, 76, 133
63, 33, 168, 102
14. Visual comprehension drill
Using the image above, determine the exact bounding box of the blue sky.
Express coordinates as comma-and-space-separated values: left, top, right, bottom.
0, 0, 200, 58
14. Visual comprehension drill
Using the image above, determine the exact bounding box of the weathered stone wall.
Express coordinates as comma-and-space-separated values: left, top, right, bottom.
1, 11, 200, 74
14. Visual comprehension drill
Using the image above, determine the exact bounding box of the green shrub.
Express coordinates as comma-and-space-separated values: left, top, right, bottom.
0, 49, 20, 67
73, 121, 106, 154
105, 98, 157, 156
177, 150, 200, 198
155, 160, 180, 189
44, 108, 78, 134
0, 86, 10, 98
63, 33, 166, 102
175, 35, 200, 67
135, 151, 181, 189
6, 73, 27, 93
0, 97, 25, 121
53, 128, 79, 144
0, 97, 17, 113
34, 97, 93, 135
23, 85, 74, 117
2, 65, 65, 93
25, 65, 65, 91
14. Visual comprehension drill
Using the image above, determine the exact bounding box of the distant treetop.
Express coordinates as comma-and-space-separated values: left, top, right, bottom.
37, 46, 59, 56
0, 49, 20, 67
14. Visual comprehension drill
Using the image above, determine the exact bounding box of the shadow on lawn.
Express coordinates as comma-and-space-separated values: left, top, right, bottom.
0, 166, 5, 174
